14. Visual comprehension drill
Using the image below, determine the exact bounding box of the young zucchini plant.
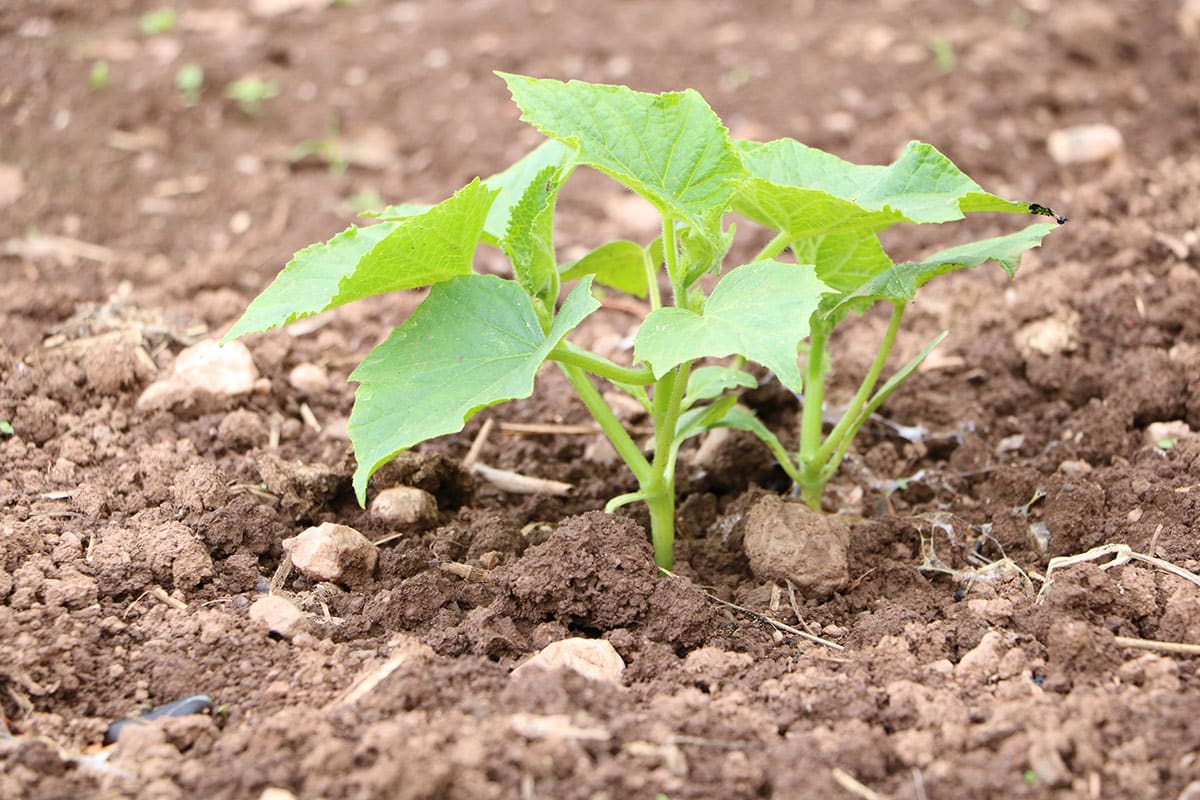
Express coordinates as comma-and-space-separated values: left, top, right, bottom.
223, 74, 1063, 570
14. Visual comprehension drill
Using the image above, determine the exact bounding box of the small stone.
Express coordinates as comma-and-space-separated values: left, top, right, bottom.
1181, 0, 1200, 38
510, 637, 625, 685
0, 163, 25, 209
249, 0, 325, 17
741, 494, 851, 600
137, 340, 259, 414
218, 409, 268, 450
1013, 310, 1079, 360
249, 595, 306, 638
954, 630, 1007, 683
258, 789, 300, 800
509, 713, 610, 742
282, 522, 378, 586
1058, 459, 1093, 477
287, 362, 330, 396
1046, 124, 1124, 165
369, 486, 438, 528
1145, 420, 1193, 448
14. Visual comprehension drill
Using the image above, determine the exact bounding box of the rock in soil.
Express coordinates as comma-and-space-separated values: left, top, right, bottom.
136, 339, 261, 415
369, 486, 439, 529
510, 637, 625, 685
249, 594, 307, 638
282, 522, 378, 586
741, 494, 851, 600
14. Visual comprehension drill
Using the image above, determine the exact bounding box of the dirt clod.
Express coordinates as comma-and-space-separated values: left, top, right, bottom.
741, 494, 851, 600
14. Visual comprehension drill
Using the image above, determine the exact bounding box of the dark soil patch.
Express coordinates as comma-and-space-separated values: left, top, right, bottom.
4, 2, 1200, 799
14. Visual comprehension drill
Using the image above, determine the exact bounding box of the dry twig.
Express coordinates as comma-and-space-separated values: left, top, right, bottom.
831, 767, 891, 800
660, 569, 844, 651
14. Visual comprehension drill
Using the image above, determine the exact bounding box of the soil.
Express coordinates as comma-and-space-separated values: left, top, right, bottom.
4, 1, 1200, 798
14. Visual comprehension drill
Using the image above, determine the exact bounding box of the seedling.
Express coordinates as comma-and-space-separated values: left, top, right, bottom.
0, 421, 12, 436
224, 74, 1062, 569
89, 61, 111, 91
225, 76, 279, 116
176, 64, 204, 106
138, 7, 177, 36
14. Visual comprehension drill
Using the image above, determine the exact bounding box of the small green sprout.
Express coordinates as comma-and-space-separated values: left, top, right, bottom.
291, 122, 349, 174
224, 74, 1063, 570
89, 61, 111, 91
138, 7, 177, 36
225, 76, 279, 116
0, 421, 13, 436
929, 36, 956, 72
175, 64, 204, 106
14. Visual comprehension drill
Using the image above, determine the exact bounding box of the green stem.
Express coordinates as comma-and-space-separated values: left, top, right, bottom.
550, 341, 655, 386
814, 301, 906, 466
605, 491, 647, 513
557, 363, 652, 484
644, 246, 662, 311
798, 323, 829, 510
643, 362, 691, 571
753, 231, 791, 262
662, 216, 683, 307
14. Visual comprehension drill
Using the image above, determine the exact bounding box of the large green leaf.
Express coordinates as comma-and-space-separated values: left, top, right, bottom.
832, 223, 1056, 316
347, 275, 600, 501
560, 240, 649, 298
634, 260, 831, 391
737, 139, 1049, 223
224, 179, 496, 341
498, 73, 744, 231
481, 139, 571, 245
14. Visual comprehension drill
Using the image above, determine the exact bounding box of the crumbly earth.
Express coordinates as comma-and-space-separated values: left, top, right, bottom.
4, 2, 1200, 798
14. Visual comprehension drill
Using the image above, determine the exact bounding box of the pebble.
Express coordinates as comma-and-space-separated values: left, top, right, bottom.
741, 494, 851, 600
369, 486, 438, 528
287, 362, 330, 396
1182, 0, 1200, 38
1013, 311, 1079, 360
1046, 124, 1124, 165
282, 522, 378, 586
136, 340, 260, 413
1145, 420, 1193, 448
954, 630, 1007, 683
249, 595, 306, 638
510, 637, 625, 685
0, 163, 24, 208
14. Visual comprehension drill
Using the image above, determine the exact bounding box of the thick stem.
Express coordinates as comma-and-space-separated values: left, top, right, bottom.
643, 363, 691, 570
753, 231, 791, 262
550, 341, 655, 386
814, 301, 906, 466
798, 324, 829, 510
557, 363, 651, 484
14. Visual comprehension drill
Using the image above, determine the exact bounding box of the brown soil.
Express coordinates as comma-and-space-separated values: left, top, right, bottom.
4, 1, 1200, 798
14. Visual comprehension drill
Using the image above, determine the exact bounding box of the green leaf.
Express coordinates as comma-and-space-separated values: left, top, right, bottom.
0, 421, 12, 436
361, 203, 433, 220
738, 139, 1048, 223
223, 179, 496, 341
791, 231, 892, 294
347, 275, 600, 501
498, 73, 744, 230
684, 366, 758, 406
481, 139, 571, 245
634, 260, 831, 390
560, 240, 649, 298
502, 164, 563, 314
832, 223, 1055, 316
673, 394, 739, 452
711, 405, 796, 472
